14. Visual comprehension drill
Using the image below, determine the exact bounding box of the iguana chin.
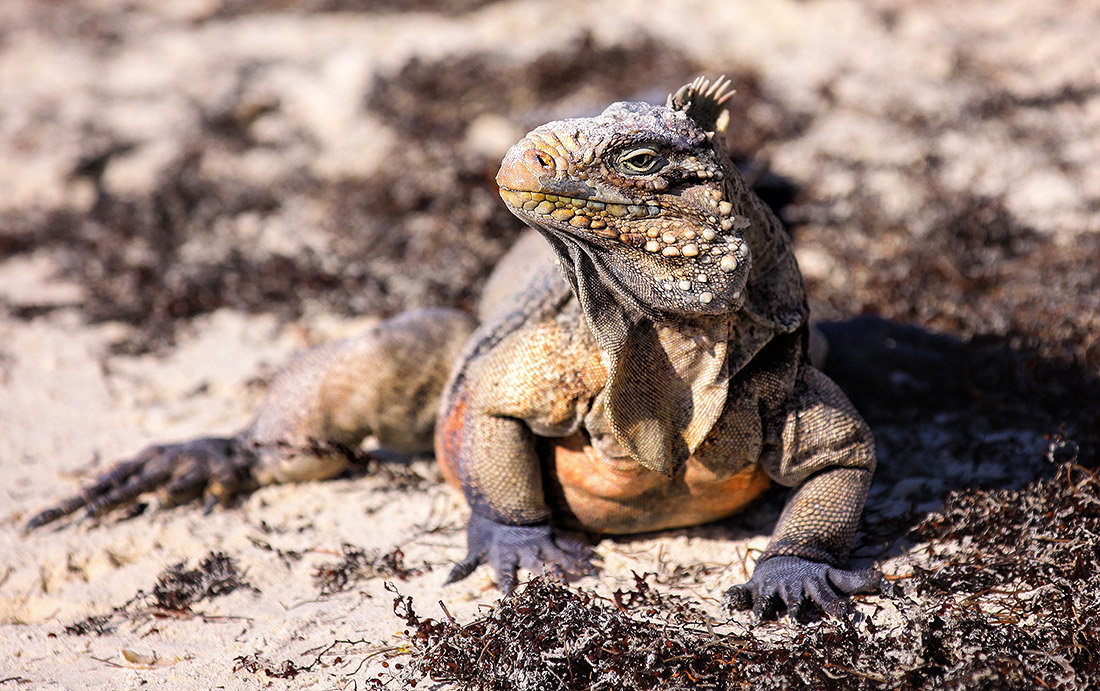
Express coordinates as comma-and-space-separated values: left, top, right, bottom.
28, 77, 879, 622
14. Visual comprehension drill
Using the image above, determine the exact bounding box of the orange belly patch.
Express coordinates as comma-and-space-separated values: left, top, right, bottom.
437, 407, 772, 534
547, 432, 772, 534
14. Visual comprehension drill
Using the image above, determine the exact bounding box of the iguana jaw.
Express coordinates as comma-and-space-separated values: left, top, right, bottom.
497, 187, 661, 247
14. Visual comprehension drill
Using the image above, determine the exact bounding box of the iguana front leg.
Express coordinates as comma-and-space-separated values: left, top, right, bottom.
725, 366, 881, 621
446, 512, 594, 594
439, 395, 595, 593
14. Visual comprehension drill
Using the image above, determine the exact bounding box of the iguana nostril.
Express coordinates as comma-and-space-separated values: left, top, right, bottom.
497, 141, 556, 191
530, 150, 553, 170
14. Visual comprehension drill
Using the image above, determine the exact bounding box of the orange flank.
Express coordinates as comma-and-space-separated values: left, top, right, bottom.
435, 390, 467, 492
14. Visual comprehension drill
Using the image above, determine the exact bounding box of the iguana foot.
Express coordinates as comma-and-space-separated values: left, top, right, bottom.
723, 556, 881, 623
25, 437, 255, 530
445, 511, 595, 593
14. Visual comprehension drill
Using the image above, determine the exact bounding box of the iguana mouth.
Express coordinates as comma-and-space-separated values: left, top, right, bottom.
500, 187, 738, 263
500, 188, 656, 235
499, 189, 659, 221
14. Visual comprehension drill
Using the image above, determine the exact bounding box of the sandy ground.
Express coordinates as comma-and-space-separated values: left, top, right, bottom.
2, 0, 1098, 688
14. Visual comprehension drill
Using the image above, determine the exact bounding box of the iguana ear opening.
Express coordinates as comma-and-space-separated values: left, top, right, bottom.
667, 75, 734, 136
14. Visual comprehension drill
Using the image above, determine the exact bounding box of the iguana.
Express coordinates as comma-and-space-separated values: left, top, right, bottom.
28, 77, 880, 621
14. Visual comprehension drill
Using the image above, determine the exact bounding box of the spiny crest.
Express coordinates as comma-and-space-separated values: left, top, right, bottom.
667, 75, 734, 135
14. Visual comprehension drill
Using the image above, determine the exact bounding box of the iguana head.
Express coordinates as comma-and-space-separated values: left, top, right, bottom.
497, 76, 752, 321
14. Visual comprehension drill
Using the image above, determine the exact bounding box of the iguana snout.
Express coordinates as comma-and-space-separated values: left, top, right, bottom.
497, 136, 603, 202
497, 140, 554, 190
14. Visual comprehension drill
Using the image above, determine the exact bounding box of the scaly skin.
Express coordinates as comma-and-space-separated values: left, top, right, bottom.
28, 77, 880, 621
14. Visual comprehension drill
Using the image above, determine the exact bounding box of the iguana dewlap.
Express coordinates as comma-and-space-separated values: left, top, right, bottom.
29, 77, 879, 621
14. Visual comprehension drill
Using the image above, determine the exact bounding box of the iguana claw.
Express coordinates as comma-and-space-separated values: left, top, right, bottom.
723, 556, 881, 623
445, 511, 594, 593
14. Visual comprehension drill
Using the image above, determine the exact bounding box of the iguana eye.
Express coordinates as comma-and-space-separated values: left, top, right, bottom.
617, 148, 666, 176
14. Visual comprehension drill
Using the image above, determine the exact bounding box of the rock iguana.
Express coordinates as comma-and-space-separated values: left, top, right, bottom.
29, 77, 880, 621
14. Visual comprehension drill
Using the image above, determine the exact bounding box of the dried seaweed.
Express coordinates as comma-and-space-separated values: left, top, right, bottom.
233, 653, 302, 679
389, 575, 892, 690
391, 576, 747, 690
368, 35, 701, 143
64, 551, 254, 635
313, 544, 424, 596
62, 612, 121, 637
374, 460, 1100, 690
150, 551, 256, 612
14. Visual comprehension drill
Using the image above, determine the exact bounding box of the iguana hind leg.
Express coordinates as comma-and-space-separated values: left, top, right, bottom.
249, 308, 476, 484
26, 308, 476, 529
25, 437, 248, 529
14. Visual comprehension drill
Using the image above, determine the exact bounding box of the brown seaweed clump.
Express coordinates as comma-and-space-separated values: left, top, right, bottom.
64, 552, 255, 636
380, 459, 1099, 690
